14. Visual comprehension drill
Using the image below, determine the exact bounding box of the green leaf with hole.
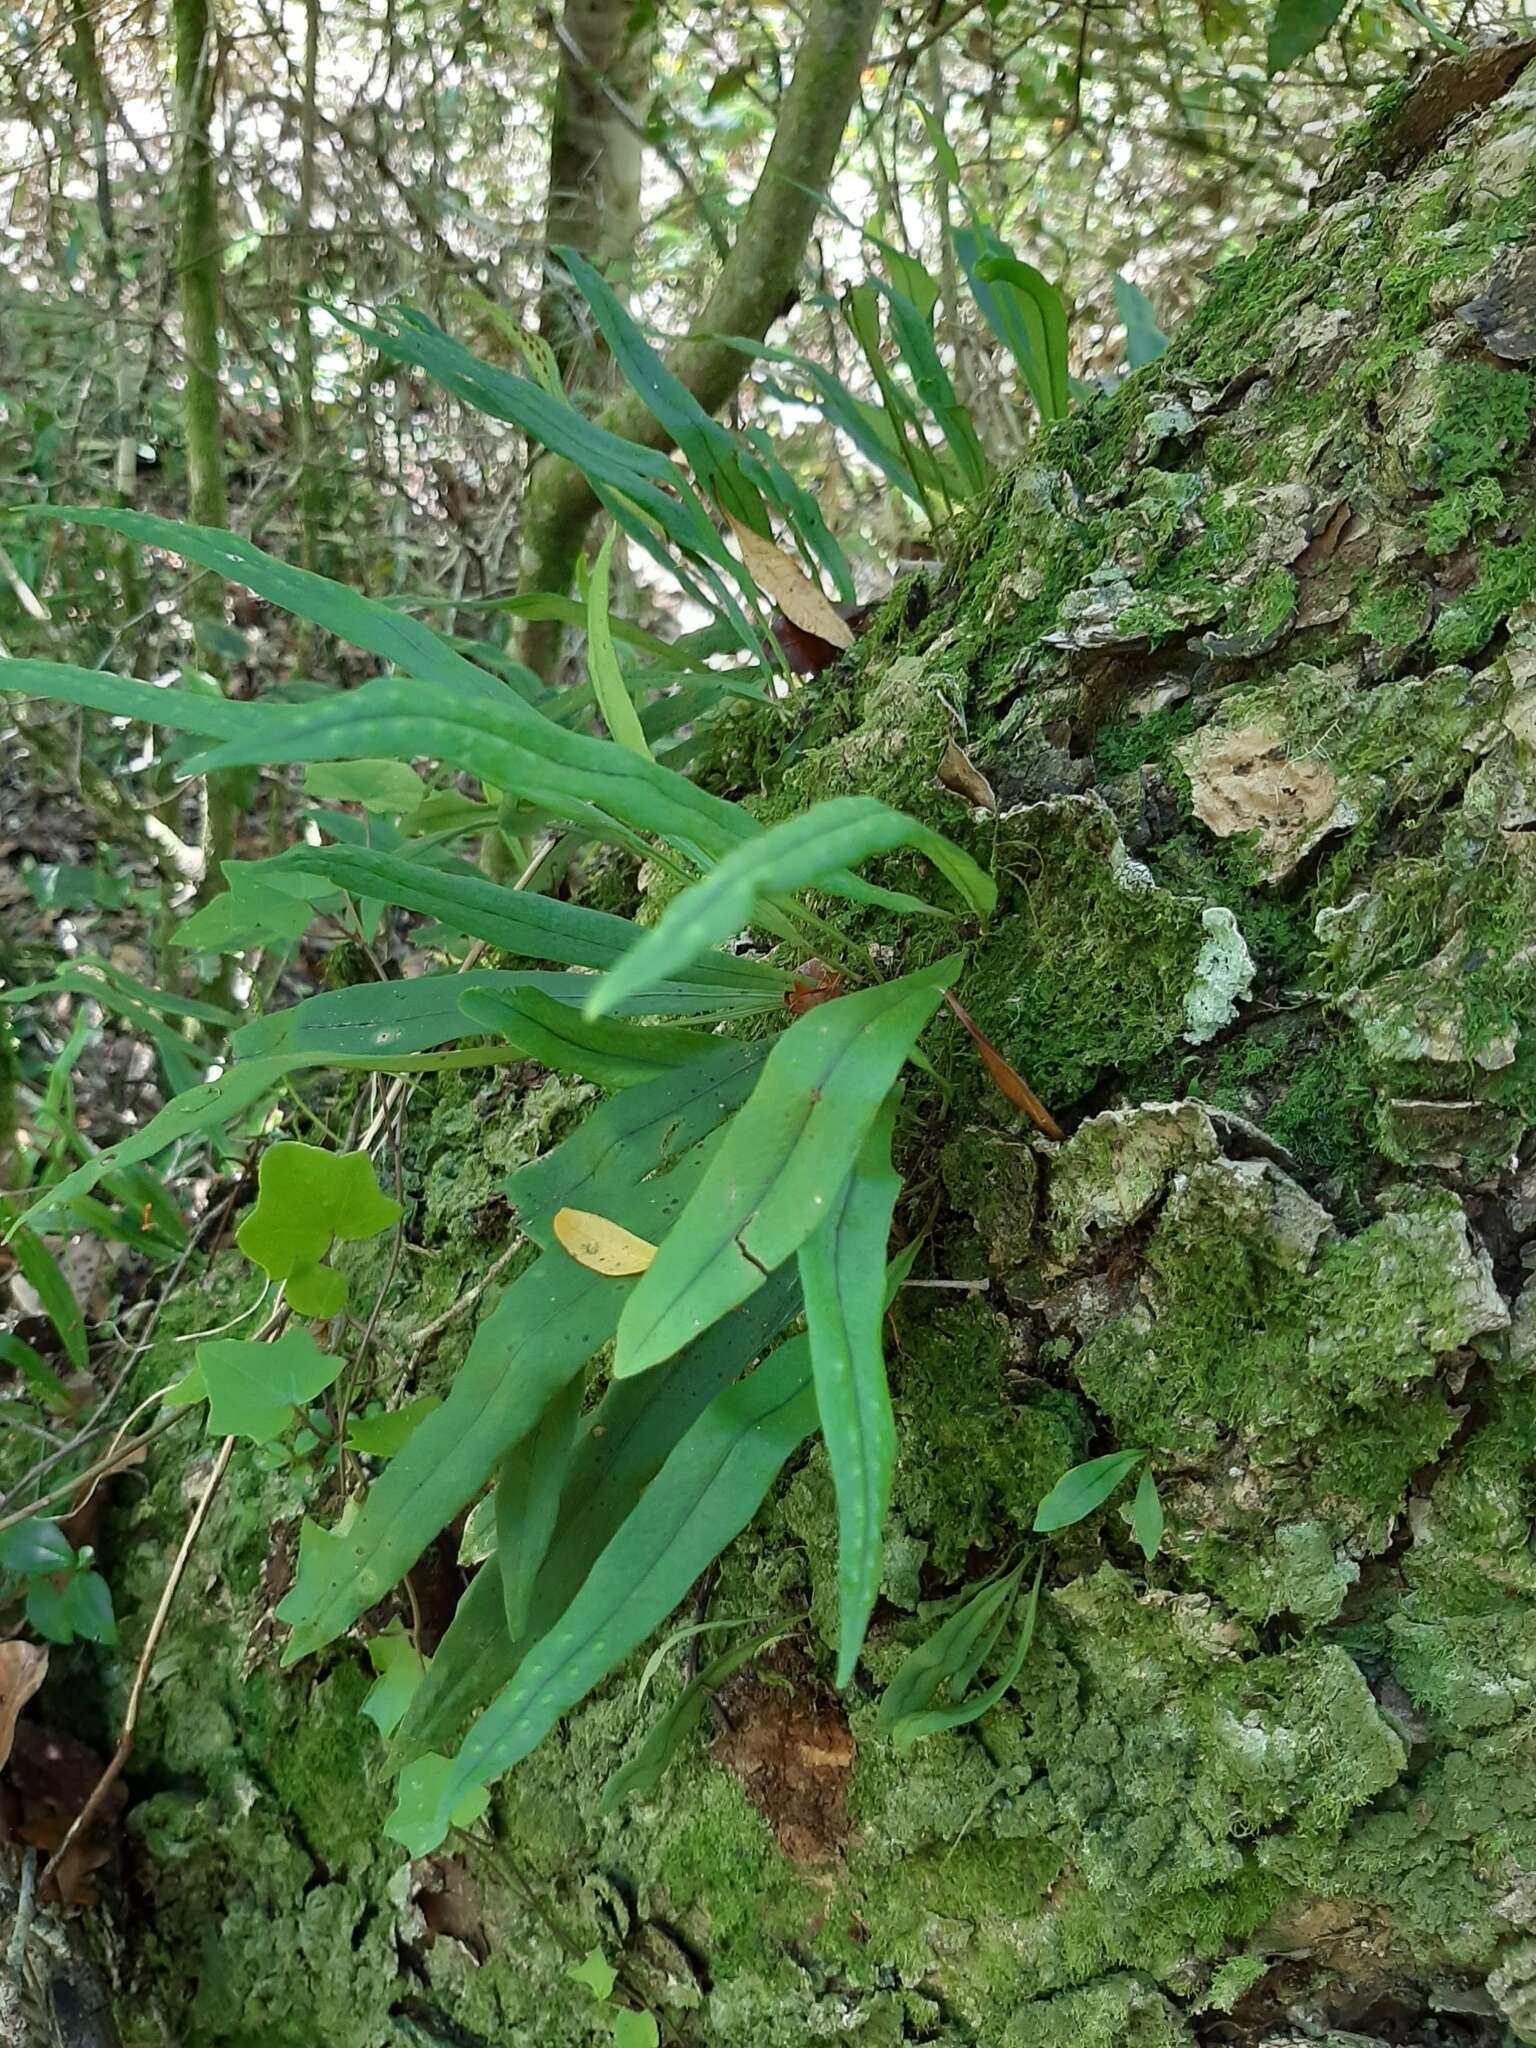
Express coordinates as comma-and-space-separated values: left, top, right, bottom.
615, 959, 957, 1378
460, 987, 711, 1091
393, 1333, 818, 1850
235, 1142, 402, 1316
1033, 1449, 1146, 1533
799, 1097, 901, 1687
195, 1326, 341, 1441
589, 804, 991, 1020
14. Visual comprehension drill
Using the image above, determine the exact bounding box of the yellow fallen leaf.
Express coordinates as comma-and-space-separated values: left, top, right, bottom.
725, 514, 854, 652
553, 1207, 658, 1277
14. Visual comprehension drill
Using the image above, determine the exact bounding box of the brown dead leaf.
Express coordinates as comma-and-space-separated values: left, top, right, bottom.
726, 514, 854, 651
936, 739, 998, 812
552, 1207, 658, 1277
0, 1641, 47, 1772
943, 992, 1063, 1142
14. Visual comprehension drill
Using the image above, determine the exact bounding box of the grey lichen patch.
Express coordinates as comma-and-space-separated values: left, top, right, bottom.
1183, 906, 1255, 1043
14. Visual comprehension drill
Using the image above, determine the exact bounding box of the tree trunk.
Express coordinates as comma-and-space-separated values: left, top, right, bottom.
89, 46, 1536, 2048
171, 0, 238, 905
513, 0, 882, 675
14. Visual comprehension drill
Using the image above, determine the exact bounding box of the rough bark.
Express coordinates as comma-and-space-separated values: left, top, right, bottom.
539, 0, 651, 389
55, 46, 1536, 2048
513, 0, 882, 673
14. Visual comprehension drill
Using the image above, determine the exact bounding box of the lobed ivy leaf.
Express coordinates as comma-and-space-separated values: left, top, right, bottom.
1032, 1449, 1147, 1533
385, 1752, 489, 1858
235, 1142, 402, 1315
191, 1327, 341, 1441
798, 1096, 902, 1687
304, 759, 426, 813
361, 1627, 428, 1737
614, 958, 958, 1378
346, 1395, 443, 1459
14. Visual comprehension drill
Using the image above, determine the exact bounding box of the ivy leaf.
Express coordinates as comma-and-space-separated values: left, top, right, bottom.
385, 1751, 490, 1857
1130, 1466, 1165, 1561
361, 1627, 428, 1737
304, 760, 427, 813
611, 2013, 659, 2048
27, 1567, 117, 1647
1266, 0, 1348, 73
235, 1142, 402, 1314
1032, 1450, 1146, 1533
195, 1327, 341, 1441
567, 1949, 618, 2002
347, 1395, 443, 1459
0, 1518, 75, 1577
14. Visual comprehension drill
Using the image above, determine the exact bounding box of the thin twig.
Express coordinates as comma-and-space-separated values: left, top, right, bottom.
39, 1433, 235, 1893
405, 1237, 524, 1347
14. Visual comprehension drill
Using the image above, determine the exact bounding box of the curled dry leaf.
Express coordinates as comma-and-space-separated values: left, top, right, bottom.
936, 739, 997, 812
0, 1639, 48, 1772
552, 1207, 658, 1277
943, 990, 1064, 1142
726, 514, 854, 653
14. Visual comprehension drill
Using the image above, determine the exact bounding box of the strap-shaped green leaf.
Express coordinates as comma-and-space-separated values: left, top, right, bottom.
798, 1095, 902, 1687
613, 957, 958, 1378
1032, 1449, 1146, 1532
972, 247, 1071, 422
394, 1266, 800, 1760
887, 1561, 1043, 1747
459, 988, 711, 1090
258, 842, 788, 991
233, 967, 741, 1066
556, 245, 767, 535
495, 1370, 586, 1642
585, 528, 652, 760
388, 1332, 818, 1852
504, 1037, 769, 1245
589, 801, 993, 1020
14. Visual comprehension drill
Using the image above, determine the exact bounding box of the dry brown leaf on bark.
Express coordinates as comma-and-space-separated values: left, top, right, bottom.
936, 739, 998, 812
725, 514, 854, 652
552, 1208, 658, 1276
0, 1640, 48, 1772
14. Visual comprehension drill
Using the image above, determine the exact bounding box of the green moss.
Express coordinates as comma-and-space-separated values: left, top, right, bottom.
1423, 474, 1507, 555
1433, 528, 1536, 660
1355, 574, 1430, 651
1421, 358, 1533, 488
